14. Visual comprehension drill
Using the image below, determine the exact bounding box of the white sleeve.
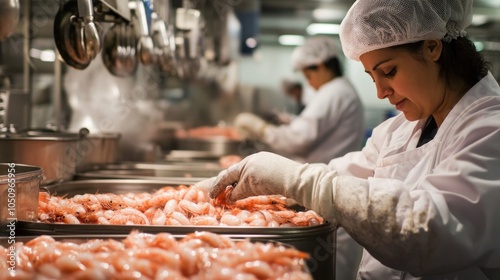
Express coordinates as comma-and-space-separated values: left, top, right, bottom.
262, 85, 354, 157
331, 117, 500, 276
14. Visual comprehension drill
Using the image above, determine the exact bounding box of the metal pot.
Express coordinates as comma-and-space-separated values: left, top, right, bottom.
0, 0, 20, 41
0, 132, 80, 185
0, 163, 42, 228
77, 133, 121, 169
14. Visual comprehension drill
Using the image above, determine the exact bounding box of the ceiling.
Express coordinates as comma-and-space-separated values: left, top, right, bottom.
257, 0, 500, 46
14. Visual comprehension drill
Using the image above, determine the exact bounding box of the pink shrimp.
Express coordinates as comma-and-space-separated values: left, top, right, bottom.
149, 233, 178, 251
236, 260, 274, 279
291, 210, 324, 226
190, 215, 219, 226
137, 192, 176, 211
220, 213, 242, 226
109, 208, 150, 225
178, 200, 211, 216
182, 231, 234, 249
168, 211, 190, 225
232, 195, 288, 211
151, 208, 167, 225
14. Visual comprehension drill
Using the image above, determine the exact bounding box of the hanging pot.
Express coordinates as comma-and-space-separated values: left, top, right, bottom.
54, 0, 101, 69
0, 0, 20, 41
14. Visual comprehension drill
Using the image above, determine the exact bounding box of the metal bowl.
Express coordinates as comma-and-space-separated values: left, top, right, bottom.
0, 163, 42, 227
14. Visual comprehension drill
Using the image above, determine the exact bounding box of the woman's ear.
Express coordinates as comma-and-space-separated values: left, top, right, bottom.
424, 39, 443, 62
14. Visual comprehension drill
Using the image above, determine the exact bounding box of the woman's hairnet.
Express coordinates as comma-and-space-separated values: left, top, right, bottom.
291, 36, 339, 70
339, 0, 473, 61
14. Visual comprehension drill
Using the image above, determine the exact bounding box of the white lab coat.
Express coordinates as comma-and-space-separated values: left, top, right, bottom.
263, 77, 365, 164
327, 72, 500, 279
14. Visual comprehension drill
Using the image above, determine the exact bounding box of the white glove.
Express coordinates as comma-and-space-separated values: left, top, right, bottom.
194, 151, 339, 223
234, 113, 269, 139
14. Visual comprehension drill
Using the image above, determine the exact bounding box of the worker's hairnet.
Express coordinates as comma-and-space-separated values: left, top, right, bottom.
339, 0, 473, 61
291, 36, 339, 70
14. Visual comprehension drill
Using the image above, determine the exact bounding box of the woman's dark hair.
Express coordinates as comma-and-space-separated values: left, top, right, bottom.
394, 37, 488, 89
304, 56, 344, 77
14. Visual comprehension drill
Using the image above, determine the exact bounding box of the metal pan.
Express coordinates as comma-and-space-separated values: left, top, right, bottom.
175, 136, 256, 157
22, 179, 336, 279
75, 162, 221, 182
0, 233, 313, 279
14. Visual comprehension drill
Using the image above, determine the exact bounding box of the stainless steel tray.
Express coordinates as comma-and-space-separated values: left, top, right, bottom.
75, 162, 222, 182
0, 233, 314, 279
26, 179, 335, 279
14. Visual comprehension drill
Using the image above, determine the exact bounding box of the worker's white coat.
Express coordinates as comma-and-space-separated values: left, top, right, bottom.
263, 77, 365, 164
327, 72, 500, 279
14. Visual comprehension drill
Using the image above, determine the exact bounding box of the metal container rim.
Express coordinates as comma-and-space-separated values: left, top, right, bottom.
0, 135, 80, 141
0, 163, 43, 184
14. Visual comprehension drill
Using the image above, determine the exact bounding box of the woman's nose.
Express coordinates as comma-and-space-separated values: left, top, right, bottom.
376, 82, 392, 100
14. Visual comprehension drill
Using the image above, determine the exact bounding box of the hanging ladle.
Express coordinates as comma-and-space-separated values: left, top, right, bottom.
77, 0, 101, 60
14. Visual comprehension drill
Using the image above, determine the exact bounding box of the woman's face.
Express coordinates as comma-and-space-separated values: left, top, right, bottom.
360, 40, 448, 123
302, 64, 334, 91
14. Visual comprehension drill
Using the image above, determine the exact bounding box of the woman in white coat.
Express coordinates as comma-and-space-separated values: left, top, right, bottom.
234, 36, 365, 164
196, 0, 500, 279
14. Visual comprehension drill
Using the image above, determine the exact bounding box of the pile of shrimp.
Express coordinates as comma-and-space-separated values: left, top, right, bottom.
38, 185, 324, 227
0, 231, 312, 280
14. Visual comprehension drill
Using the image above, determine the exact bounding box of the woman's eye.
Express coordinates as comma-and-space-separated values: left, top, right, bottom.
385, 68, 396, 77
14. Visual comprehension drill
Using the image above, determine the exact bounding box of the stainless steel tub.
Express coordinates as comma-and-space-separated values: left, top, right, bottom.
20, 179, 336, 279
0, 234, 313, 279
75, 162, 222, 183
1, 164, 42, 227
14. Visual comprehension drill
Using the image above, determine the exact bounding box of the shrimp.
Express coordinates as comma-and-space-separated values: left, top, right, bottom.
39, 198, 85, 223
178, 200, 211, 216
246, 211, 267, 226
54, 254, 86, 274
183, 231, 234, 249
155, 268, 189, 280
135, 248, 181, 270
220, 213, 242, 226
190, 215, 219, 226
109, 208, 150, 225
149, 233, 178, 251
63, 214, 81, 224
168, 211, 190, 225
181, 187, 199, 202
163, 199, 178, 214
237, 260, 274, 279
137, 192, 176, 211
271, 210, 297, 225
70, 266, 114, 280
122, 231, 154, 249
151, 208, 167, 225
291, 210, 324, 226
37, 263, 62, 279
232, 196, 288, 211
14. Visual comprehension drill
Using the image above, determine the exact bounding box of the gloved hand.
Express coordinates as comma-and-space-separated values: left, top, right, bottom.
194, 151, 339, 223
234, 112, 269, 139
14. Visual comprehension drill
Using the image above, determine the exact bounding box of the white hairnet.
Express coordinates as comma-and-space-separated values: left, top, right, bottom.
291, 36, 339, 70
339, 0, 473, 61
